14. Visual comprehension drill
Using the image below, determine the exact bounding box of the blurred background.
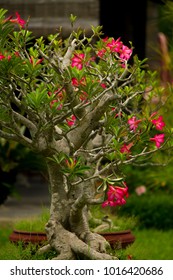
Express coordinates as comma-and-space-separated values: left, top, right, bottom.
0, 0, 167, 66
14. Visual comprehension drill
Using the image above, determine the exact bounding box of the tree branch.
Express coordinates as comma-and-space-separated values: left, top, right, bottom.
67, 92, 115, 150
0, 129, 32, 147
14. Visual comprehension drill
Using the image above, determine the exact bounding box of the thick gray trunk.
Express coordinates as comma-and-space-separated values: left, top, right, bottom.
38, 159, 117, 260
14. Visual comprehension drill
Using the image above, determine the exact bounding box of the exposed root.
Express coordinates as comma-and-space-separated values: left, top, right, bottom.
70, 236, 117, 260
81, 231, 111, 253
37, 244, 52, 255
38, 219, 118, 260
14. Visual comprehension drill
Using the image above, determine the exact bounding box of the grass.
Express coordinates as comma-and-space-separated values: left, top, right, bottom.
0, 222, 56, 260
117, 229, 173, 260
13, 208, 50, 232
0, 210, 173, 260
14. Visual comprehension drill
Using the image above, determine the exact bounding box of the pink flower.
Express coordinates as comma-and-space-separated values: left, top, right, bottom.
107, 185, 129, 200
151, 115, 165, 130
66, 115, 76, 127
79, 91, 88, 102
100, 82, 107, 89
111, 107, 123, 118
49, 99, 63, 110
71, 77, 79, 87
150, 111, 158, 119
0, 54, 5, 60
14, 51, 20, 57
104, 37, 132, 61
120, 142, 133, 154
150, 133, 165, 148
102, 200, 116, 207
97, 48, 106, 58
106, 37, 123, 53
119, 45, 132, 60
48, 90, 64, 110
7, 55, 12, 61
71, 77, 86, 87
102, 37, 109, 42
102, 184, 129, 208
71, 53, 85, 70
135, 185, 146, 196
128, 116, 141, 131
9, 12, 26, 28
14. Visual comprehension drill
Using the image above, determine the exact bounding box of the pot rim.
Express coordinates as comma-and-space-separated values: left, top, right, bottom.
98, 229, 132, 235
13, 229, 46, 235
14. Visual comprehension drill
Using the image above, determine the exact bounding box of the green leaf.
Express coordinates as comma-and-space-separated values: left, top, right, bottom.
0, 105, 10, 122
70, 14, 77, 27
25, 87, 49, 110
47, 152, 66, 165
91, 25, 103, 36
62, 156, 90, 178
96, 180, 107, 193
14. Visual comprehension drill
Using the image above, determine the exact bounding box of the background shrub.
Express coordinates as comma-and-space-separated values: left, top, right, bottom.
122, 158, 173, 195
116, 192, 173, 230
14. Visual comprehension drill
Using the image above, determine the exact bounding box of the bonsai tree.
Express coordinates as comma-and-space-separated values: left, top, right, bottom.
0, 9, 172, 260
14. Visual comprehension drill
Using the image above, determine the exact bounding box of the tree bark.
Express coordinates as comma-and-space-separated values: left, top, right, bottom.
38, 160, 117, 260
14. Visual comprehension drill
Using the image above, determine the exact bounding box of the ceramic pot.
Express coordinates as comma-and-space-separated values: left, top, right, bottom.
9, 229, 135, 249
99, 229, 135, 249
9, 230, 47, 245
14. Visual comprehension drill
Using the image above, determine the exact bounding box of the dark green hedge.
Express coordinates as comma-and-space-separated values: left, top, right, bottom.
116, 192, 173, 230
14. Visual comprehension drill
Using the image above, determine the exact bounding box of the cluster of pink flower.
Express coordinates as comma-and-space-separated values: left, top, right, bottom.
128, 114, 165, 133
97, 37, 132, 62
120, 113, 165, 154
71, 37, 132, 72
69, 38, 132, 131
71, 53, 85, 70
102, 183, 129, 208
70, 48, 166, 149
0, 13, 25, 60
0, 52, 44, 68
4, 12, 26, 28
150, 114, 165, 148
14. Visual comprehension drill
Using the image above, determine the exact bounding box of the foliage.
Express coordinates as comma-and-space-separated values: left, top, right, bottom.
0, 137, 47, 204
116, 192, 173, 229
0, 138, 46, 173
0, 139, 25, 204
139, 1, 173, 192
0, 8, 172, 201
123, 159, 173, 192
158, 0, 173, 43
157, 1, 173, 81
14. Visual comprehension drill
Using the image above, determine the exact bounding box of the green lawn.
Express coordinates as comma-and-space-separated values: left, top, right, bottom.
0, 221, 173, 260
117, 229, 173, 260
